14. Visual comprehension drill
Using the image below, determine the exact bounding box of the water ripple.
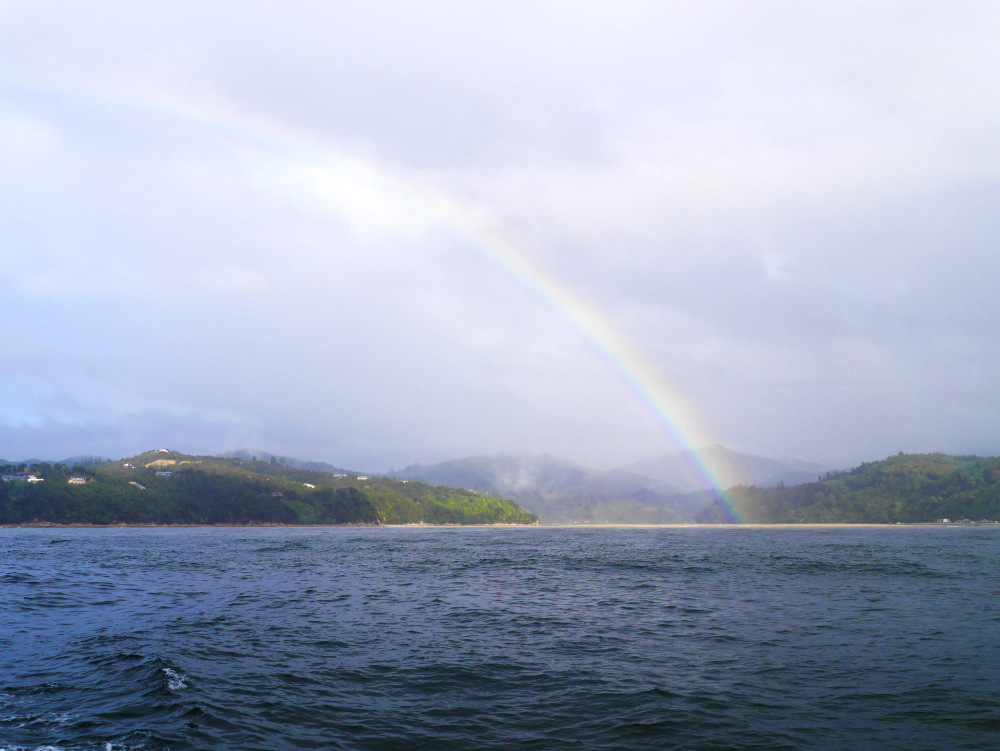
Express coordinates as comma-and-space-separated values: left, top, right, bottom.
1, 526, 998, 749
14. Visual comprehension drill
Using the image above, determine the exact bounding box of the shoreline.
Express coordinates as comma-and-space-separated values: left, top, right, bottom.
0, 521, 536, 529
2, 522, 996, 529
545, 522, 1000, 528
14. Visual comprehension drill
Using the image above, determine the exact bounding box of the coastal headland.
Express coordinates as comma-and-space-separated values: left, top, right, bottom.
0, 450, 538, 527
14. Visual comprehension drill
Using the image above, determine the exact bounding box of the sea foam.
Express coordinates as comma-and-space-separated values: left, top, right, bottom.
162, 667, 187, 691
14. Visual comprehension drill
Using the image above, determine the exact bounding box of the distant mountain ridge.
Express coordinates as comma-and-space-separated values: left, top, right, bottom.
395, 453, 645, 493
624, 445, 829, 493
391, 447, 831, 524
0, 455, 108, 468
390, 454, 675, 523
219, 450, 353, 476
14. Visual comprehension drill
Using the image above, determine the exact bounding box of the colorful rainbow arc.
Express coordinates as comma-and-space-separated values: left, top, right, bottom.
2, 76, 740, 520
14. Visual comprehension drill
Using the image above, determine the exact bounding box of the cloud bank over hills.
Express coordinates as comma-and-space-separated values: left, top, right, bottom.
392, 447, 832, 523
2, 4, 1000, 469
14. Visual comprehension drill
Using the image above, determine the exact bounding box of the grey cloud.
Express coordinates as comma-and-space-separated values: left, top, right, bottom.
1, 3, 999, 469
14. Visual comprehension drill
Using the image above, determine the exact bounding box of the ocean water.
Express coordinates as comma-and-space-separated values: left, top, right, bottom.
1, 526, 998, 751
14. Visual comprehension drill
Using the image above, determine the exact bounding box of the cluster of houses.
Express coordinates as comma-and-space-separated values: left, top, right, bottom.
1, 472, 43, 483
1, 473, 91, 484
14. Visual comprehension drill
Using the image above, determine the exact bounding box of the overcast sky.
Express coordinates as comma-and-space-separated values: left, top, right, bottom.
1, 2, 999, 471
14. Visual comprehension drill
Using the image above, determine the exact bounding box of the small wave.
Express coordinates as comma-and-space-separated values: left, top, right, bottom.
766, 555, 948, 578
16, 683, 74, 697
0, 711, 73, 729
254, 539, 314, 553
80, 651, 145, 670
0, 743, 135, 751
162, 668, 186, 692
77, 651, 190, 697
0, 572, 31, 583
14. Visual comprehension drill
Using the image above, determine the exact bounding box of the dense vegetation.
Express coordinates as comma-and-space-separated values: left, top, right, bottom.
697, 453, 1000, 523
0, 451, 538, 526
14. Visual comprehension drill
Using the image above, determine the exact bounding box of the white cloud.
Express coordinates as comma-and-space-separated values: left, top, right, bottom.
0, 106, 55, 164
1, 2, 999, 466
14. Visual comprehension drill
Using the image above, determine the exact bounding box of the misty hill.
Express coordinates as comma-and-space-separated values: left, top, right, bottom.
220, 449, 353, 476
392, 454, 711, 523
697, 453, 1000, 524
0, 455, 108, 468
624, 445, 829, 493
0, 450, 537, 526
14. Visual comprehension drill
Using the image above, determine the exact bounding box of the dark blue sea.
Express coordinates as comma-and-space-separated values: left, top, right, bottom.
2, 526, 998, 750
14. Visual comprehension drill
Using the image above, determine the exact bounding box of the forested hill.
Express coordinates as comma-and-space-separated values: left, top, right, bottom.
0, 450, 538, 526
697, 453, 1000, 524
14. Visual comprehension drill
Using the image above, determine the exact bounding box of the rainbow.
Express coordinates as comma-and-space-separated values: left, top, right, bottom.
1, 75, 739, 519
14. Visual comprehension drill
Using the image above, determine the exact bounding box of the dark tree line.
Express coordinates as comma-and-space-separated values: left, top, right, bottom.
697, 453, 1000, 523
0, 457, 537, 526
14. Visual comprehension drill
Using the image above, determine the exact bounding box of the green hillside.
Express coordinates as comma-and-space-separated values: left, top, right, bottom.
697, 453, 1000, 523
0, 450, 538, 526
